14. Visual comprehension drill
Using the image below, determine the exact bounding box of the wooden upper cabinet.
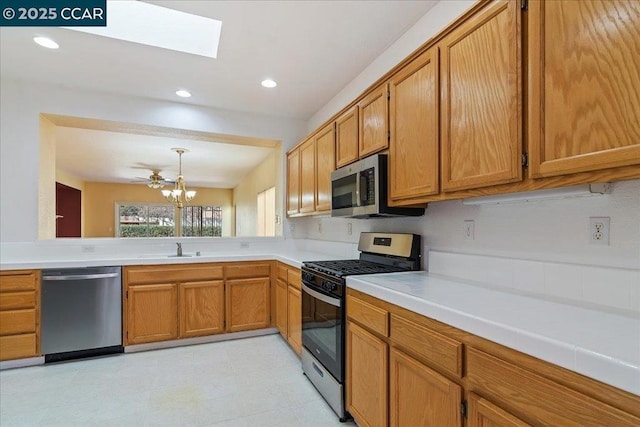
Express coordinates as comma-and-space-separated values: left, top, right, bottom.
359, 84, 389, 158
299, 138, 316, 213
468, 393, 531, 427
389, 47, 439, 204
528, 0, 640, 178
286, 148, 300, 216
440, 0, 522, 192
315, 123, 335, 212
336, 106, 359, 168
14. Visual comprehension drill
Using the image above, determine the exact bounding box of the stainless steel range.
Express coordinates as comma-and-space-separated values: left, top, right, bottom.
301, 232, 421, 421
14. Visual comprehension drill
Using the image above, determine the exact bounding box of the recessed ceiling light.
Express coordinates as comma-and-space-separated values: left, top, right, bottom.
261, 79, 277, 88
176, 90, 192, 98
33, 36, 59, 49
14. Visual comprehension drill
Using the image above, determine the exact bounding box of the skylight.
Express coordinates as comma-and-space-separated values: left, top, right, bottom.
66, 1, 222, 58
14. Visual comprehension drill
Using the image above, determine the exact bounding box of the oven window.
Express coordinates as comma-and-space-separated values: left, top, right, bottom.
332, 174, 357, 210
301, 287, 342, 382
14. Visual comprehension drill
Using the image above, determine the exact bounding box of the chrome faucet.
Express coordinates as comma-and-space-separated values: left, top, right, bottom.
176, 243, 183, 257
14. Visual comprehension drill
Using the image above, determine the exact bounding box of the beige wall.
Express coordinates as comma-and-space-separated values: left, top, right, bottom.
56, 169, 86, 236
84, 182, 233, 237
38, 116, 56, 239
232, 150, 278, 236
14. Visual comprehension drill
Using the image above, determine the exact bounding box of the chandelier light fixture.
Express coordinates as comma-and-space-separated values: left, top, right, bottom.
161, 148, 196, 208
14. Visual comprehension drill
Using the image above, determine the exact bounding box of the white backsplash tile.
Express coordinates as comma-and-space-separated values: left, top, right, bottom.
582, 267, 634, 310
512, 259, 546, 295
544, 263, 584, 300
429, 250, 640, 314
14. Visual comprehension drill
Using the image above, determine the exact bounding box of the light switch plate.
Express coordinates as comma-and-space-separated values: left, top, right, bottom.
464, 220, 475, 241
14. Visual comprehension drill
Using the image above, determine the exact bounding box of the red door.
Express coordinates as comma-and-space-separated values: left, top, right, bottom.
56, 182, 81, 238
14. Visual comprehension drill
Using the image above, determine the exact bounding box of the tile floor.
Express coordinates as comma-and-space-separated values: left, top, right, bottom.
0, 334, 357, 427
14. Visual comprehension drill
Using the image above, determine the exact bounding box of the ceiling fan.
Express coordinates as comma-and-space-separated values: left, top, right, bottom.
131, 170, 174, 189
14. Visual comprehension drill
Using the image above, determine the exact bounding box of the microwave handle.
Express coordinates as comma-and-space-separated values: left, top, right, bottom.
355, 172, 361, 207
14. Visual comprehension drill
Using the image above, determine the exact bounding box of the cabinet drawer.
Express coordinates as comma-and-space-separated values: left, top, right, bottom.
467, 347, 640, 426
0, 272, 37, 292
126, 264, 224, 285
0, 309, 37, 335
0, 333, 37, 361
347, 295, 389, 337
287, 268, 301, 289
0, 291, 36, 310
390, 314, 463, 378
225, 263, 271, 279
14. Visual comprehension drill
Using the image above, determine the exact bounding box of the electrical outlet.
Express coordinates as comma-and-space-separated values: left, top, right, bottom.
463, 220, 475, 241
589, 217, 610, 245
81, 245, 95, 253
347, 222, 353, 235
289, 222, 295, 232
240, 242, 250, 249
317, 222, 322, 233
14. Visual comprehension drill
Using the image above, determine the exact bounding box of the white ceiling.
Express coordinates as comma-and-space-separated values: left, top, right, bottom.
0, 0, 437, 119
4, 1, 438, 188
55, 127, 275, 189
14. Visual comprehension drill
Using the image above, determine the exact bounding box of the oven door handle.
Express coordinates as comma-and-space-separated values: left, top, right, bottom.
302, 283, 341, 307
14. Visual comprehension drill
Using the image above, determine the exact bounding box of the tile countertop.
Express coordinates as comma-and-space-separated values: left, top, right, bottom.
347, 271, 640, 397
0, 249, 339, 271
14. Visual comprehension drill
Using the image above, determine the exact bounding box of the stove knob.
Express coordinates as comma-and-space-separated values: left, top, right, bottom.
302, 272, 313, 282
330, 283, 338, 292
322, 280, 332, 291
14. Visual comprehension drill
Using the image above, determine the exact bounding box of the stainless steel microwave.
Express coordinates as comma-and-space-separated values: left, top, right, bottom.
331, 154, 425, 218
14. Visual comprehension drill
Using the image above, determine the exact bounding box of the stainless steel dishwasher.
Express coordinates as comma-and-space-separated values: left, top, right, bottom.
42, 266, 123, 362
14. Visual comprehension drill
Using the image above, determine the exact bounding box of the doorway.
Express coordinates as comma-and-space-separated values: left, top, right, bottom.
56, 182, 81, 237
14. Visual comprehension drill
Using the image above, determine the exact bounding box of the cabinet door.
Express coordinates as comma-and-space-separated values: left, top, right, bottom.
389, 47, 439, 204
179, 280, 224, 338
287, 148, 300, 216
336, 106, 359, 167
347, 321, 388, 427
440, 0, 522, 191
315, 123, 335, 212
226, 277, 270, 332
287, 285, 302, 355
389, 348, 462, 427
127, 284, 178, 345
300, 138, 316, 213
275, 278, 288, 338
468, 392, 531, 427
528, 0, 640, 177
359, 84, 389, 158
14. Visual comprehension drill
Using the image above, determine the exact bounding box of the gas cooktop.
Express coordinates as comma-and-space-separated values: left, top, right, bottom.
303, 259, 409, 278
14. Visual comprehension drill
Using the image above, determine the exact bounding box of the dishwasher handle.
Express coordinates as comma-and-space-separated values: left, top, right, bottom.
42, 273, 120, 281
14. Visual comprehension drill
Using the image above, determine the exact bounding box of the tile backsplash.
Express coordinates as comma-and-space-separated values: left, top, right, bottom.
428, 251, 640, 315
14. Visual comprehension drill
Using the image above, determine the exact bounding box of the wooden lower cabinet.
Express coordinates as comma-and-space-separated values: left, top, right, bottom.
179, 281, 224, 338
346, 320, 388, 427
125, 262, 271, 345
346, 289, 640, 427
275, 263, 302, 355
390, 348, 462, 427
0, 270, 40, 361
287, 285, 302, 355
468, 393, 530, 427
226, 277, 270, 332
275, 278, 288, 338
127, 283, 178, 345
